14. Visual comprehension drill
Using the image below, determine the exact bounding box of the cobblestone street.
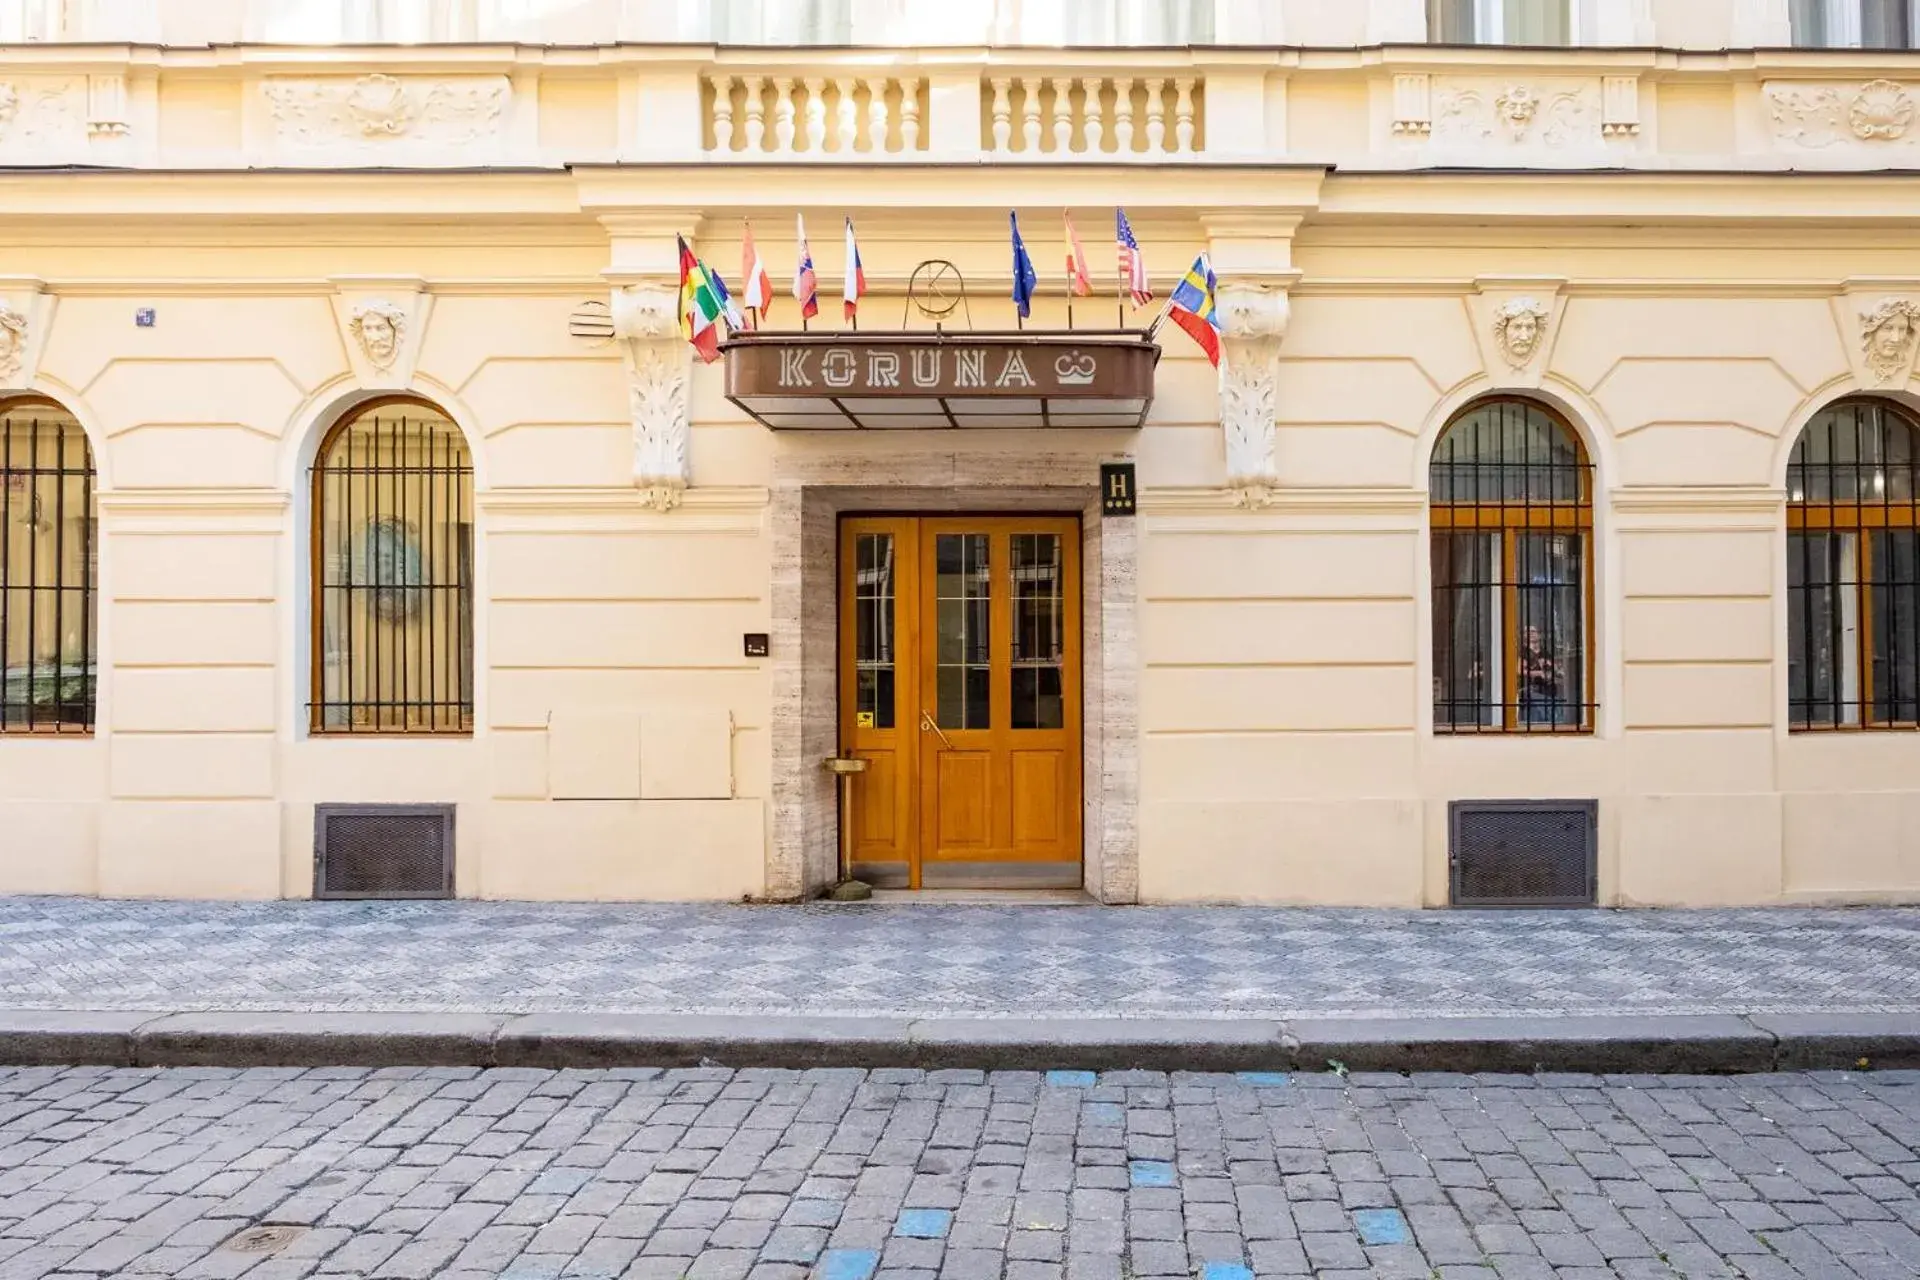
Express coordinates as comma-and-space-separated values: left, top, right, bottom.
2, 1066, 1919, 1280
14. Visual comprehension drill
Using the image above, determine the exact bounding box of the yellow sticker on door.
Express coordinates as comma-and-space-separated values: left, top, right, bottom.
856, 712, 875, 728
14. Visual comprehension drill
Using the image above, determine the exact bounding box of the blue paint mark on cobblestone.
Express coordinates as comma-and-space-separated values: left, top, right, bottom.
894, 1209, 953, 1239
1083, 1101, 1125, 1126
1200, 1264, 1254, 1280
1046, 1069, 1098, 1087
1236, 1071, 1291, 1086
1354, 1208, 1411, 1245
1129, 1160, 1176, 1187
817, 1248, 881, 1280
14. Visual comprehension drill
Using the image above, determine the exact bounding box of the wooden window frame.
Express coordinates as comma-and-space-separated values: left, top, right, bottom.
308, 395, 475, 737
0, 397, 97, 738
1430, 398, 1597, 736
1786, 397, 1920, 732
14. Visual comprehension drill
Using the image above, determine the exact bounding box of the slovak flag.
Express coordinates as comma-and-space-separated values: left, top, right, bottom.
843, 217, 867, 322
743, 221, 773, 325
793, 213, 819, 321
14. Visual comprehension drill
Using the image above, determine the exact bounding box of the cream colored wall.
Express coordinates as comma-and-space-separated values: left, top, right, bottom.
4, 31, 1920, 906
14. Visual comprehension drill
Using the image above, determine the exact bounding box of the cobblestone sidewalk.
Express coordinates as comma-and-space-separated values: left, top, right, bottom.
2, 898, 1920, 1021
3, 1064, 1920, 1280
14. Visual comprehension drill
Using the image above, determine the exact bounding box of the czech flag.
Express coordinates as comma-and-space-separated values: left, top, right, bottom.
843, 217, 866, 322
1010, 212, 1038, 319
743, 220, 772, 325
792, 213, 819, 321
1166, 252, 1222, 368
1064, 211, 1092, 298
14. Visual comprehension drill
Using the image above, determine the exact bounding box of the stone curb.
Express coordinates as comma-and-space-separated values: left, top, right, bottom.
0, 1009, 1915, 1074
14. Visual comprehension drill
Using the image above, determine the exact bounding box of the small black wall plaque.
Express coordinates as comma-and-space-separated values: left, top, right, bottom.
744, 633, 770, 658
1101, 463, 1137, 517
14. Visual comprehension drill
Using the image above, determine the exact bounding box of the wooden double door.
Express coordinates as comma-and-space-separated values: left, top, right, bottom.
839, 516, 1083, 889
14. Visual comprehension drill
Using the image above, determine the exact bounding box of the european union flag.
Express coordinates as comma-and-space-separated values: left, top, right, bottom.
1010, 212, 1038, 319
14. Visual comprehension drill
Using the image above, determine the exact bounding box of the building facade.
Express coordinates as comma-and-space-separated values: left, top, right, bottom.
4, 0, 1920, 906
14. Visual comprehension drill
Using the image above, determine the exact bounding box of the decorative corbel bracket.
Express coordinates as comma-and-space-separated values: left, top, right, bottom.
329, 275, 433, 391
612, 281, 690, 511
1217, 280, 1293, 508
1468, 276, 1570, 390
0, 278, 54, 393
1836, 278, 1920, 391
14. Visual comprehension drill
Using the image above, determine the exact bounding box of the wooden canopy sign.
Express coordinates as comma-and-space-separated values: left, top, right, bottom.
722, 331, 1159, 431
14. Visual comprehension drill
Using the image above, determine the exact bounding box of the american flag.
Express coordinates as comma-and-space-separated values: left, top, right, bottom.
1116, 208, 1151, 308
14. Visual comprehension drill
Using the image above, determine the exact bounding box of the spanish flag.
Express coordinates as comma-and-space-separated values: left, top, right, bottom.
1166, 252, 1222, 368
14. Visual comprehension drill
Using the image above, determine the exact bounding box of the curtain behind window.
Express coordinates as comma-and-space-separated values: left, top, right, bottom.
1863, 0, 1914, 46
1504, 0, 1570, 44
1428, 0, 1474, 41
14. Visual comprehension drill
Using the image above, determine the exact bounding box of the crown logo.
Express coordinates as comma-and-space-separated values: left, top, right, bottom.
1055, 351, 1096, 386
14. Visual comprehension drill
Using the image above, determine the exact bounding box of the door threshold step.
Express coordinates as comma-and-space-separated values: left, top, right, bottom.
865, 888, 1095, 905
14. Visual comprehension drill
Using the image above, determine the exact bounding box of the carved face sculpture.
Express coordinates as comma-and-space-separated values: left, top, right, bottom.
1863, 300, 1920, 381
1495, 86, 1539, 139
1493, 298, 1551, 367
0, 306, 26, 380
350, 302, 407, 370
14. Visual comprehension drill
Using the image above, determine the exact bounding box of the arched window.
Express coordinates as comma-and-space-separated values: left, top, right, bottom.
311, 399, 473, 734
1787, 398, 1920, 730
1430, 398, 1595, 733
0, 400, 96, 734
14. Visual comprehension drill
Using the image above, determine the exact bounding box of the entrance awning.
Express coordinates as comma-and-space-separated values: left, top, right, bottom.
722, 331, 1159, 431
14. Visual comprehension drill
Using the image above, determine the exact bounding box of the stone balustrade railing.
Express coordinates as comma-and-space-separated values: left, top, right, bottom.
704, 74, 929, 157
983, 74, 1202, 157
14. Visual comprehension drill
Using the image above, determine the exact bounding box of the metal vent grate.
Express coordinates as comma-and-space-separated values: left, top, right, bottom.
1450, 799, 1596, 908
315, 804, 454, 900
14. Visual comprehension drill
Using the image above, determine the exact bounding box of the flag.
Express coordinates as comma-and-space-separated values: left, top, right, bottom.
1064, 211, 1092, 298
707, 264, 745, 333
1010, 212, 1038, 319
842, 217, 866, 322
1166, 252, 1222, 368
678, 234, 722, 364
1117, 208, 1152, 308
793, 214, 819, 321
743, 221, 772, 324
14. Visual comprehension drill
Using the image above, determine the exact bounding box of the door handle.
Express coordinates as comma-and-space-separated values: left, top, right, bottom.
919, 709, 954, 750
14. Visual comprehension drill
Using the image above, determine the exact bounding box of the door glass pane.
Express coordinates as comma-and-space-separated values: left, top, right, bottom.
935, 533, 991, 729
1789, 531, 1861, 727
1011, 533, 1064, 730
1871, 529, 1920, 723
1514, 532, 1585, 728
1431, 531, 1501, 729
854, 533, 896, 730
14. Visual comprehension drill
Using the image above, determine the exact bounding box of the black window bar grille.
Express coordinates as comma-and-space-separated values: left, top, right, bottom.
311, 405, 474, 735
1430, 398, 1596, 735
1788, 398, 1920, 731
0, 406, 96, 734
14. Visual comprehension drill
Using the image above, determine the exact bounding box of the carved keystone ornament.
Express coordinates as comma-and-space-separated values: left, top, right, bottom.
349, 299, 408, 370
1862, 298, 1920, 385
0, 302, 25, 385
1216, 282, 1291, 507
1493, 297, 1552, 369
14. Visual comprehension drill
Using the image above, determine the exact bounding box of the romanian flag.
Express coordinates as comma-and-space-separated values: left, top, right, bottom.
1166, 252, 1221, 368
793, 214, 819, 321
742, 221, 772, 325
678, 234, 722, 364
843, 217, 866, 322
1064, 211, 1092, 298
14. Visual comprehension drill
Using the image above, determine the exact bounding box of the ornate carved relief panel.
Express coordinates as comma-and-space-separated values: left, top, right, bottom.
257, 73, 512, 165
1390, 74, 1643, 166
1765, 79, 1920, 157
0, 78, 90, 165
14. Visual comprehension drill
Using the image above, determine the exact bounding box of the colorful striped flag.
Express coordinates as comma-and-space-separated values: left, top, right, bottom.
1117, 208, 1152, 308
1166, 252, 1221, 368
793, 214, 819, 321
1064, 211, 1092, 298
742, 220, 772, 325
678, 234, 722, 364
842, 217, 866, 322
